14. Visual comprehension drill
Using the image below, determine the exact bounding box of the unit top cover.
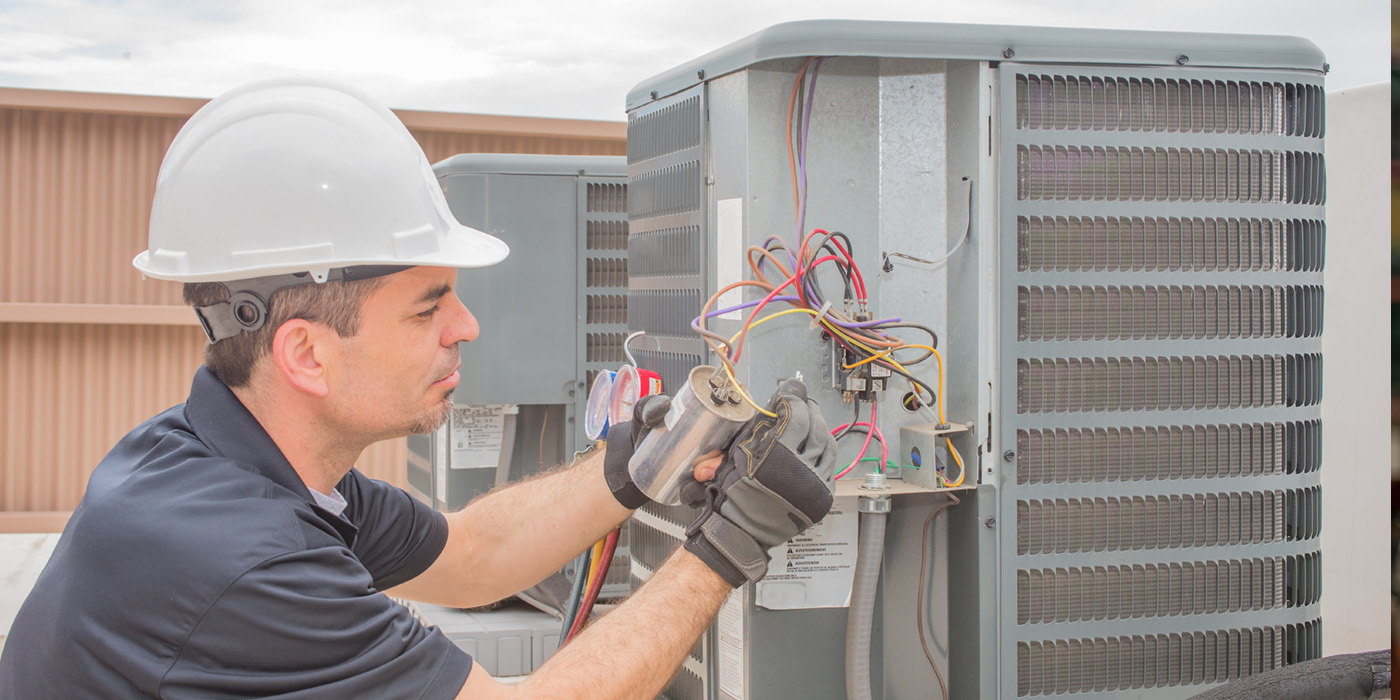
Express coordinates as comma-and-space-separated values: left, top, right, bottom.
433, 153, 627, 178
626, 19, 1326, 110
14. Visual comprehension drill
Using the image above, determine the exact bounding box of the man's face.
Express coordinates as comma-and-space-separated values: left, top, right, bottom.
326, 266, 478, 440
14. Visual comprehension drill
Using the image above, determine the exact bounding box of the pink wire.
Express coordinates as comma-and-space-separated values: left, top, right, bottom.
833, 403, 884, 479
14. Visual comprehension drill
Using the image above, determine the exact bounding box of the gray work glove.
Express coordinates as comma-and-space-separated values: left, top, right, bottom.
603, 394, 671, 509
683, 378, 838, 587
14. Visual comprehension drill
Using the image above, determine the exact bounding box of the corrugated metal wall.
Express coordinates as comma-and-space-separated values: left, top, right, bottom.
0, 91, 625, 528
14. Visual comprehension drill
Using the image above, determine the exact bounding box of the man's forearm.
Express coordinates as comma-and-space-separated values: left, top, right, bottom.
440, 447, 633, 606
460, 548, 732, 700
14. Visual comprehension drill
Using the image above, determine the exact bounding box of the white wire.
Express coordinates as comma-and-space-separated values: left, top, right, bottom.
883, 177, 973, 271
623, 331, 644, 367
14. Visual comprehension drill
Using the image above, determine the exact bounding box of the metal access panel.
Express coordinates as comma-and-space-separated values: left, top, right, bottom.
626, 19, 1327, 700
407, 154, 632, 604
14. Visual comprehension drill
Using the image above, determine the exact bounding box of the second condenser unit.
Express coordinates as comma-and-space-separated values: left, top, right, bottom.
407, 153, 632, 608
624, 20, 1325, 700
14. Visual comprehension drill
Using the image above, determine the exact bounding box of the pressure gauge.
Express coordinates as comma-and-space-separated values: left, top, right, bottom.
584, 370, 617, 440
608, 365, 663, 429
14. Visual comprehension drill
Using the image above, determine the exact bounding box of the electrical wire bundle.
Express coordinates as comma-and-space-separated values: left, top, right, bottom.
686, 57, 966, 487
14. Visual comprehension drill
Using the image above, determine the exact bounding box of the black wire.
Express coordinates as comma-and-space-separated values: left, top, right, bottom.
832, 398, 861, 441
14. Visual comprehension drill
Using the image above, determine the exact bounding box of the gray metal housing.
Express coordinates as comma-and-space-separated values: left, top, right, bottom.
407, 153, 631, 603
624, 20, 1325, 700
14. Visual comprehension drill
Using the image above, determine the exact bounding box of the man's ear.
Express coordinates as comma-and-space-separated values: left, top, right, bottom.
269, 319, 330, 398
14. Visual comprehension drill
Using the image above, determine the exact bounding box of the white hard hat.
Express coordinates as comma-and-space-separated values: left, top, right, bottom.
134, 77, 509, 283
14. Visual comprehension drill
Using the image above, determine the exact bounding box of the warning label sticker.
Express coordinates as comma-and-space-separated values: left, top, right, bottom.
755, 495, 858, 610
718, 588, 745, 700
450, 406, 504, 469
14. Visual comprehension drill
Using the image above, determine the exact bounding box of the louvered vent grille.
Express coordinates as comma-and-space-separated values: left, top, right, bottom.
629, 289, 704, 337
629, 225, 704, 277
629, 518, 683, 575
628, 90, 710, 695
585, 258, 628, 288
586, 295, 628, 325
1017, 285, 1323, 342
660, 666, 706, 700
585, 333, 625, 363
1017, 217, 1325, 272
586, 182, 628, 213
1016, 146, 1324, 204
1017, 490, 1285, 555
1016, 420, 1322, 484
1004, 63, 1324, 697
1016, 620, 1322, 697
1018, 557, 1307, 624
1015, 76, 1324, 137
628, 95, 702, 163
580, 175, 629, 411
1016, 354, 1322, 413
586, 220, 629, 250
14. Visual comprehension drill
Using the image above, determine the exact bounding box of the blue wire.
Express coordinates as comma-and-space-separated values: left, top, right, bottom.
560, 549, 591, 640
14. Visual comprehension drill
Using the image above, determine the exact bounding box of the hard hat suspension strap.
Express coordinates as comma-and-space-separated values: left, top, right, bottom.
193, 265, 410, 343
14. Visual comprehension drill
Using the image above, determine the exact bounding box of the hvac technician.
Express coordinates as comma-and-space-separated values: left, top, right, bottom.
0, 79, 838, 699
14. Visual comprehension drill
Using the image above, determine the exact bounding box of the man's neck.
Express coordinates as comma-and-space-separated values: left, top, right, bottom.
230, 383, 365, 495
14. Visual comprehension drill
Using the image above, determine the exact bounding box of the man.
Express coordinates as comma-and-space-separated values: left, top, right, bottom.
0, 79, 838, 699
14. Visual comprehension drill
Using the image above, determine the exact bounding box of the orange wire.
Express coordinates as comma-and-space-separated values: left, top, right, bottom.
786, 58, 815, 233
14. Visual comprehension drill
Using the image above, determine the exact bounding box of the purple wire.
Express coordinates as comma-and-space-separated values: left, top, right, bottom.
690, 296, 900, 329
757, 236, 798, 275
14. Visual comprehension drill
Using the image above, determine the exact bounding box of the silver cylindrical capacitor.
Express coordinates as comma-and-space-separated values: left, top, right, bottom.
627, 365, 757, 505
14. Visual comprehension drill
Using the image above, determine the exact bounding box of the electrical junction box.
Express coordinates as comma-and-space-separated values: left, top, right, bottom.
406, 153, 632, 610
625, 20, 1325, 700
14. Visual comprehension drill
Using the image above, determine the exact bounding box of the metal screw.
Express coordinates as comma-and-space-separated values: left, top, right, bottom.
697, 69, 706, 80
1002, 48, 1015, 59
650, 90, 659, 100
1176, 54, 1190, 66
1322, 63, 1331, 74
1003, 450, 1015, 462
984, 517, 996, 528
568, 389, 576, 397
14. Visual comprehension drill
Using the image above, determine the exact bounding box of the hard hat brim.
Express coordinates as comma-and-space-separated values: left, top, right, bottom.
132, 221, 509, 283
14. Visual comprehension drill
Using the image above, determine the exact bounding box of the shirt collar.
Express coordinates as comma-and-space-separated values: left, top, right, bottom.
184, 366, 360, 544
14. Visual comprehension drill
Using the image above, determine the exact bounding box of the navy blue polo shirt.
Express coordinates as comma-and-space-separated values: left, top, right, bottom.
0, 367, 472, 699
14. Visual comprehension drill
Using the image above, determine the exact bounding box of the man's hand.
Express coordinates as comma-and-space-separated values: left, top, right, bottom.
603, 394, 671, 509
682, 378, 838, 587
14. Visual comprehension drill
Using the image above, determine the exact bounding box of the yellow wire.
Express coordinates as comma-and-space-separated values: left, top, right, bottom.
584, 538, 605, 588
721, 307, 826, 418
842, 348, 895, 369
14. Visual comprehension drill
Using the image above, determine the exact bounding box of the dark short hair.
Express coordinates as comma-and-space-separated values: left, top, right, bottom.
182, 276, 389, 388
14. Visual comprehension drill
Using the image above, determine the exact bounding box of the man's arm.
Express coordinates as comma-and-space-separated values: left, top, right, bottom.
386, 447, 631, 608
455, 547, 732, 700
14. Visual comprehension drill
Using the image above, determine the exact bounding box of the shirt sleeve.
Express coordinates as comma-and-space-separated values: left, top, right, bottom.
338, 469, 450, 590
161, 546, 472, 700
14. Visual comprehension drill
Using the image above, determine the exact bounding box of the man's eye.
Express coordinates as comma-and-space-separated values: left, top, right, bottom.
417, 305, 439, 319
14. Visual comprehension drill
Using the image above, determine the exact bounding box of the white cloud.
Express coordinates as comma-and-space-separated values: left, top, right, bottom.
0, 0, 1386, 120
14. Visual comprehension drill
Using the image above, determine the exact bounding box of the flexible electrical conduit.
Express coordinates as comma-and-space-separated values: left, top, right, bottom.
846, 509, 887, 700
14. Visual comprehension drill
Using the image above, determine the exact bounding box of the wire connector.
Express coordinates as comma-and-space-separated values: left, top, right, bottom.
808, 301, 834, 330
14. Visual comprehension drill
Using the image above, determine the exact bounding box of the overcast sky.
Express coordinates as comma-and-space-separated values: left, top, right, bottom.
0, 0, 1388, 121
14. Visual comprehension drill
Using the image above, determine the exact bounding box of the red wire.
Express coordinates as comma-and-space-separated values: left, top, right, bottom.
566, 527, 620, 642
801, 228, 866, 302
834, 402, 878, 480
731, 254, 842, 363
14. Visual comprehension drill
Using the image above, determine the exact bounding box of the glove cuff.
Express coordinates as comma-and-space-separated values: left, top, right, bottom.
684, 515, 768, 588
604, 455, 650, 510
